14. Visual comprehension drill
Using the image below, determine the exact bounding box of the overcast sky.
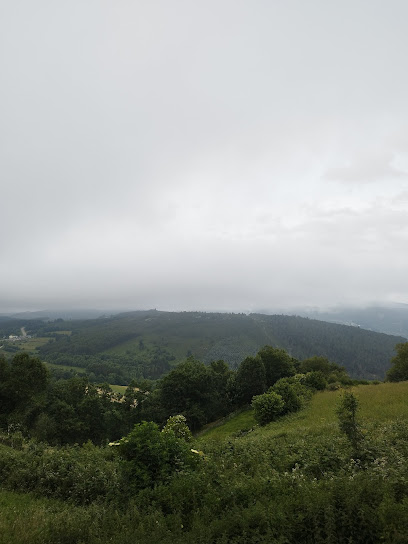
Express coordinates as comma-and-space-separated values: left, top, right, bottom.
1, 0, 408, 313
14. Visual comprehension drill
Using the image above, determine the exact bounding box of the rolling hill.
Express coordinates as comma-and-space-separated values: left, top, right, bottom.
1, 310, 405, 381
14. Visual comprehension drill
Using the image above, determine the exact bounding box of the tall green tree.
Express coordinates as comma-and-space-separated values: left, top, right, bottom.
5, 353, 48, 430
8, 352, 48, 405
257, 346, 295, 388
0, 355, 12, 427
386, 342, 408, 382
155, 358, 219, 430
235, 356, 266, 405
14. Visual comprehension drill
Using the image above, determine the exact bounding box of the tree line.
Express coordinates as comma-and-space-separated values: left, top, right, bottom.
0, 346, 354, 444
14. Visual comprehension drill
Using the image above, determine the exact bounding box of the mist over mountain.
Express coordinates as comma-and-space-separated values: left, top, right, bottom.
294, 303, 408, 339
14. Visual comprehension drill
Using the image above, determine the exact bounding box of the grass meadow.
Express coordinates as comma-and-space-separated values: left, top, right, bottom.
199, 381, 408, 443
109, 384, 128, 394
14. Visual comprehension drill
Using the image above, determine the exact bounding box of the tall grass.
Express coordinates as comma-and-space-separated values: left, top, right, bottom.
200, 382, 408, 443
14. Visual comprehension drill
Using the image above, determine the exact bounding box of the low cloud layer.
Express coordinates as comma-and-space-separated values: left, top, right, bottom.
1, 1, 408, 313
324, 151, 408, 183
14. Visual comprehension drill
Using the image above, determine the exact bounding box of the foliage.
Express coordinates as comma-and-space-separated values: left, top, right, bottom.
0, 344, 353, 444
257, 345, 296, 387
142, 357, 232, 431
0, 353, 49, 431
234, 356, 266, 405
162, 415, 192, 442
2, 310, 401, 381
2, 383, 408, 542
303, 370, 327, 390
299, 355, 350, 385
252, 391, 285, 425
386, 342, 408, 382
270, 378, 303, 413
117, 421, 199, 492
336, 391, 364, 453
0, 440, 119, 504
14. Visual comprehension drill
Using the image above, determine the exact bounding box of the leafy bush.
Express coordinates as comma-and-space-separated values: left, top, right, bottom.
118, 421, 199, 492
303, 370, 327, 391
251, 392, 284, 425
336, 391, 364, 453
270, 379, 302, 414
162, 415, 192, 442
0, 440, 119, 504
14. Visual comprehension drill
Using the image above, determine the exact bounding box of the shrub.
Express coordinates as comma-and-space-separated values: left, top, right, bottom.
251, 392, 285, 425
0, 440, 119, 504
303, 371, 327, 391
162, 415, 192, 442
118, 421, 199, 492
271, 379, 302, 414
336, 392, 364, 453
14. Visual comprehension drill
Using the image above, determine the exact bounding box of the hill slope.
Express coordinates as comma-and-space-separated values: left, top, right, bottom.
198, 381, 408, 443
2, 382, 408, 543
1, 310, 405, 380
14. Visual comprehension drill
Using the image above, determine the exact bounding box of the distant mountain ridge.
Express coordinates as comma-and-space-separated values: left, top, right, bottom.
294, 304, 408, 339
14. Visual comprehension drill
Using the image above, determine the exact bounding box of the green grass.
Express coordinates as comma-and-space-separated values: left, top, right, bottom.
0, 490, 115, 544
0, 490, 79, 544
1, 337, 52, 353
197, 409, 256, 441
198, 382, 408, 444
20, 337, 52, 350
109, 384, 128, 394
354, 381, 408, 422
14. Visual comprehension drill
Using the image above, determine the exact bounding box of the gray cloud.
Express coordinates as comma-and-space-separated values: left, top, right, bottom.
1, 1, 408, 312
323, 151, 408, 183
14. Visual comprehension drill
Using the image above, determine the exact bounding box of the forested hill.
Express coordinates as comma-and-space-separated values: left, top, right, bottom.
2, 310, 405, 381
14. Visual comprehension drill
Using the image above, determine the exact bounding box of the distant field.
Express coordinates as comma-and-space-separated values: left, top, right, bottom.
53, 330, 72, 335
18, 337, 51, 351
0, 337, 51, 353
199, 381, 408, 443
109, 384, 128, 394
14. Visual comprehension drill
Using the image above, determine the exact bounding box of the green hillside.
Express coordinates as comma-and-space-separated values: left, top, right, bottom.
198, 381, 408, 442
1, 310, 403, 382
1, 381, 408, 543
